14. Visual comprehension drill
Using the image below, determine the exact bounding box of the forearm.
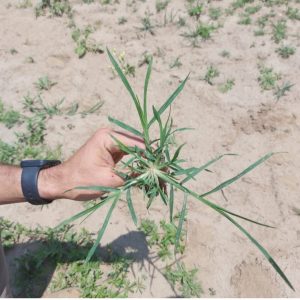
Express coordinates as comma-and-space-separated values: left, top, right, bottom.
0, 164, 65, 205
0, 165, 24, 204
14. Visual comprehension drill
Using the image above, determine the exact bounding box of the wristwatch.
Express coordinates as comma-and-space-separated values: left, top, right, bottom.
20, 160, 61, 205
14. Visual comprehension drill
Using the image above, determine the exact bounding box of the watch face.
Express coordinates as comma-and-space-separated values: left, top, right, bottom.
20, 160, 61, 168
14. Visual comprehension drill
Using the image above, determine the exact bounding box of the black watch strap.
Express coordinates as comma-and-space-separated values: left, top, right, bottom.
20, 160, 61, 205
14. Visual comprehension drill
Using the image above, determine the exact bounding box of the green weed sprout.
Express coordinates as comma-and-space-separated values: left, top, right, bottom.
58, 49, 294, 291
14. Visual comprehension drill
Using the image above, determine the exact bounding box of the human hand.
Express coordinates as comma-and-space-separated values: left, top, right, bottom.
38, 128, 145, 201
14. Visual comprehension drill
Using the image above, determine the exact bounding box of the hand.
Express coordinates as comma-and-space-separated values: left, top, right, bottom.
38, 128, 145, 201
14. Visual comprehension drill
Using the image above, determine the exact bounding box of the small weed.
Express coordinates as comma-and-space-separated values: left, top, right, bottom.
139, 14, 155, 35
0, 99, 21, 129
156, 0, 169, 12
10, 48, 18, 55
257, 14, 270, 28
35, 0, 72, 17
169, 56, 182, 69
238, 14, 252, 25
177, 16, 186, 27
272, 20, 287, 43
274, 81, 294, 101
219, 50, 230, 58
71, 25, 104, 58
184, 23, 215, 45
83, 0, 94, 3
286, 7, 300, 20
231, 0, 254, 10
204, 65, 219, 85
81, 100, 104, 117
118, 16, 127, 25
188, 2, 203, 19
244, 5, 261, 14
164, 263, 202, 297
276, 45, 296, 58
209, 7, 222, 20
218, 79, 235, 93
258, 66, 281, 91
34, 76, 57, 91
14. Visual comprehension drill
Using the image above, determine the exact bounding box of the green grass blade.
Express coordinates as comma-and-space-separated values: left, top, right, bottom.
181, 153, 237, 184
200, 152, 275, 198
171, 144, 186, 163
55, 197, 111, 230
143, 56, 153, 122
170, 185, 174, 223
126, 188, 138, 226
175, 193, 187, 252
70, 186, 119, 193
85, 192, 120, 263
107, 48, 145, 127
108, 116, 143, 137
148, 74, 189, 127
218, 209, 294, 291
158, 172, 274, 228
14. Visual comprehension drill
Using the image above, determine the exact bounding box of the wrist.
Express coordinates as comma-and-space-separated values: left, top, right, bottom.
38, 164, 66, 200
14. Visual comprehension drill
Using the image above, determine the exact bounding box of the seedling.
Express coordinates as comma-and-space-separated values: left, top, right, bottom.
274, 81, 294, 101
188, 2, 203, 19
244, 5, 261, 14
238, 14, 251, 25
209, 7, 222, 20
218, 79, 235, 93
169, 56, 182, 69
272, 20, 287, 43
118, 16, 127, 25
0, 99, 21, 129
156, 0, 169, 13
58, 49, 294, 291
139, 14, 155, 35
286, 7, 300, 20
258, 66, 280, 91
204, 65, 219, 85
276, 45, 296, 58
71, 25, 104, 58
35, 0, 72, 17
34, 76, 57, 91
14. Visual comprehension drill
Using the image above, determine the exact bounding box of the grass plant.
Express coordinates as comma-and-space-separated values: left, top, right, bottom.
57, 49, 294, 291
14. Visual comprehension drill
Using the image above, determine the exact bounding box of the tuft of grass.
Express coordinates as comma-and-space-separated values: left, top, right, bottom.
274, 81, 294, 101
34, 76, 57, 91
164, 263, 202, 297
156, 0, 169, 12
276, 45, 296, 58
238, 14, 251, 25
58, 49, 295, 292
188, 2, 203, 19
286, 7, 300, 20
0, 99, 21, 129
244, 5, 261, 14
169, 57, 182, 69
258, 66, 281, 91
35, 0, 72, 17
272, 20, 287, 43
204, 65, 219, 85
209, 7, 222, 20
139, 14, 156, 35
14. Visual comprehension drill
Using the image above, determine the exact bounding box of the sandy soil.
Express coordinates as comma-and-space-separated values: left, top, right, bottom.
0, 0, 300, 297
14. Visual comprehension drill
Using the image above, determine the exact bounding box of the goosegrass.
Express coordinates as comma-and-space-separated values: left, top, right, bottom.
58, 49, 294, 291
